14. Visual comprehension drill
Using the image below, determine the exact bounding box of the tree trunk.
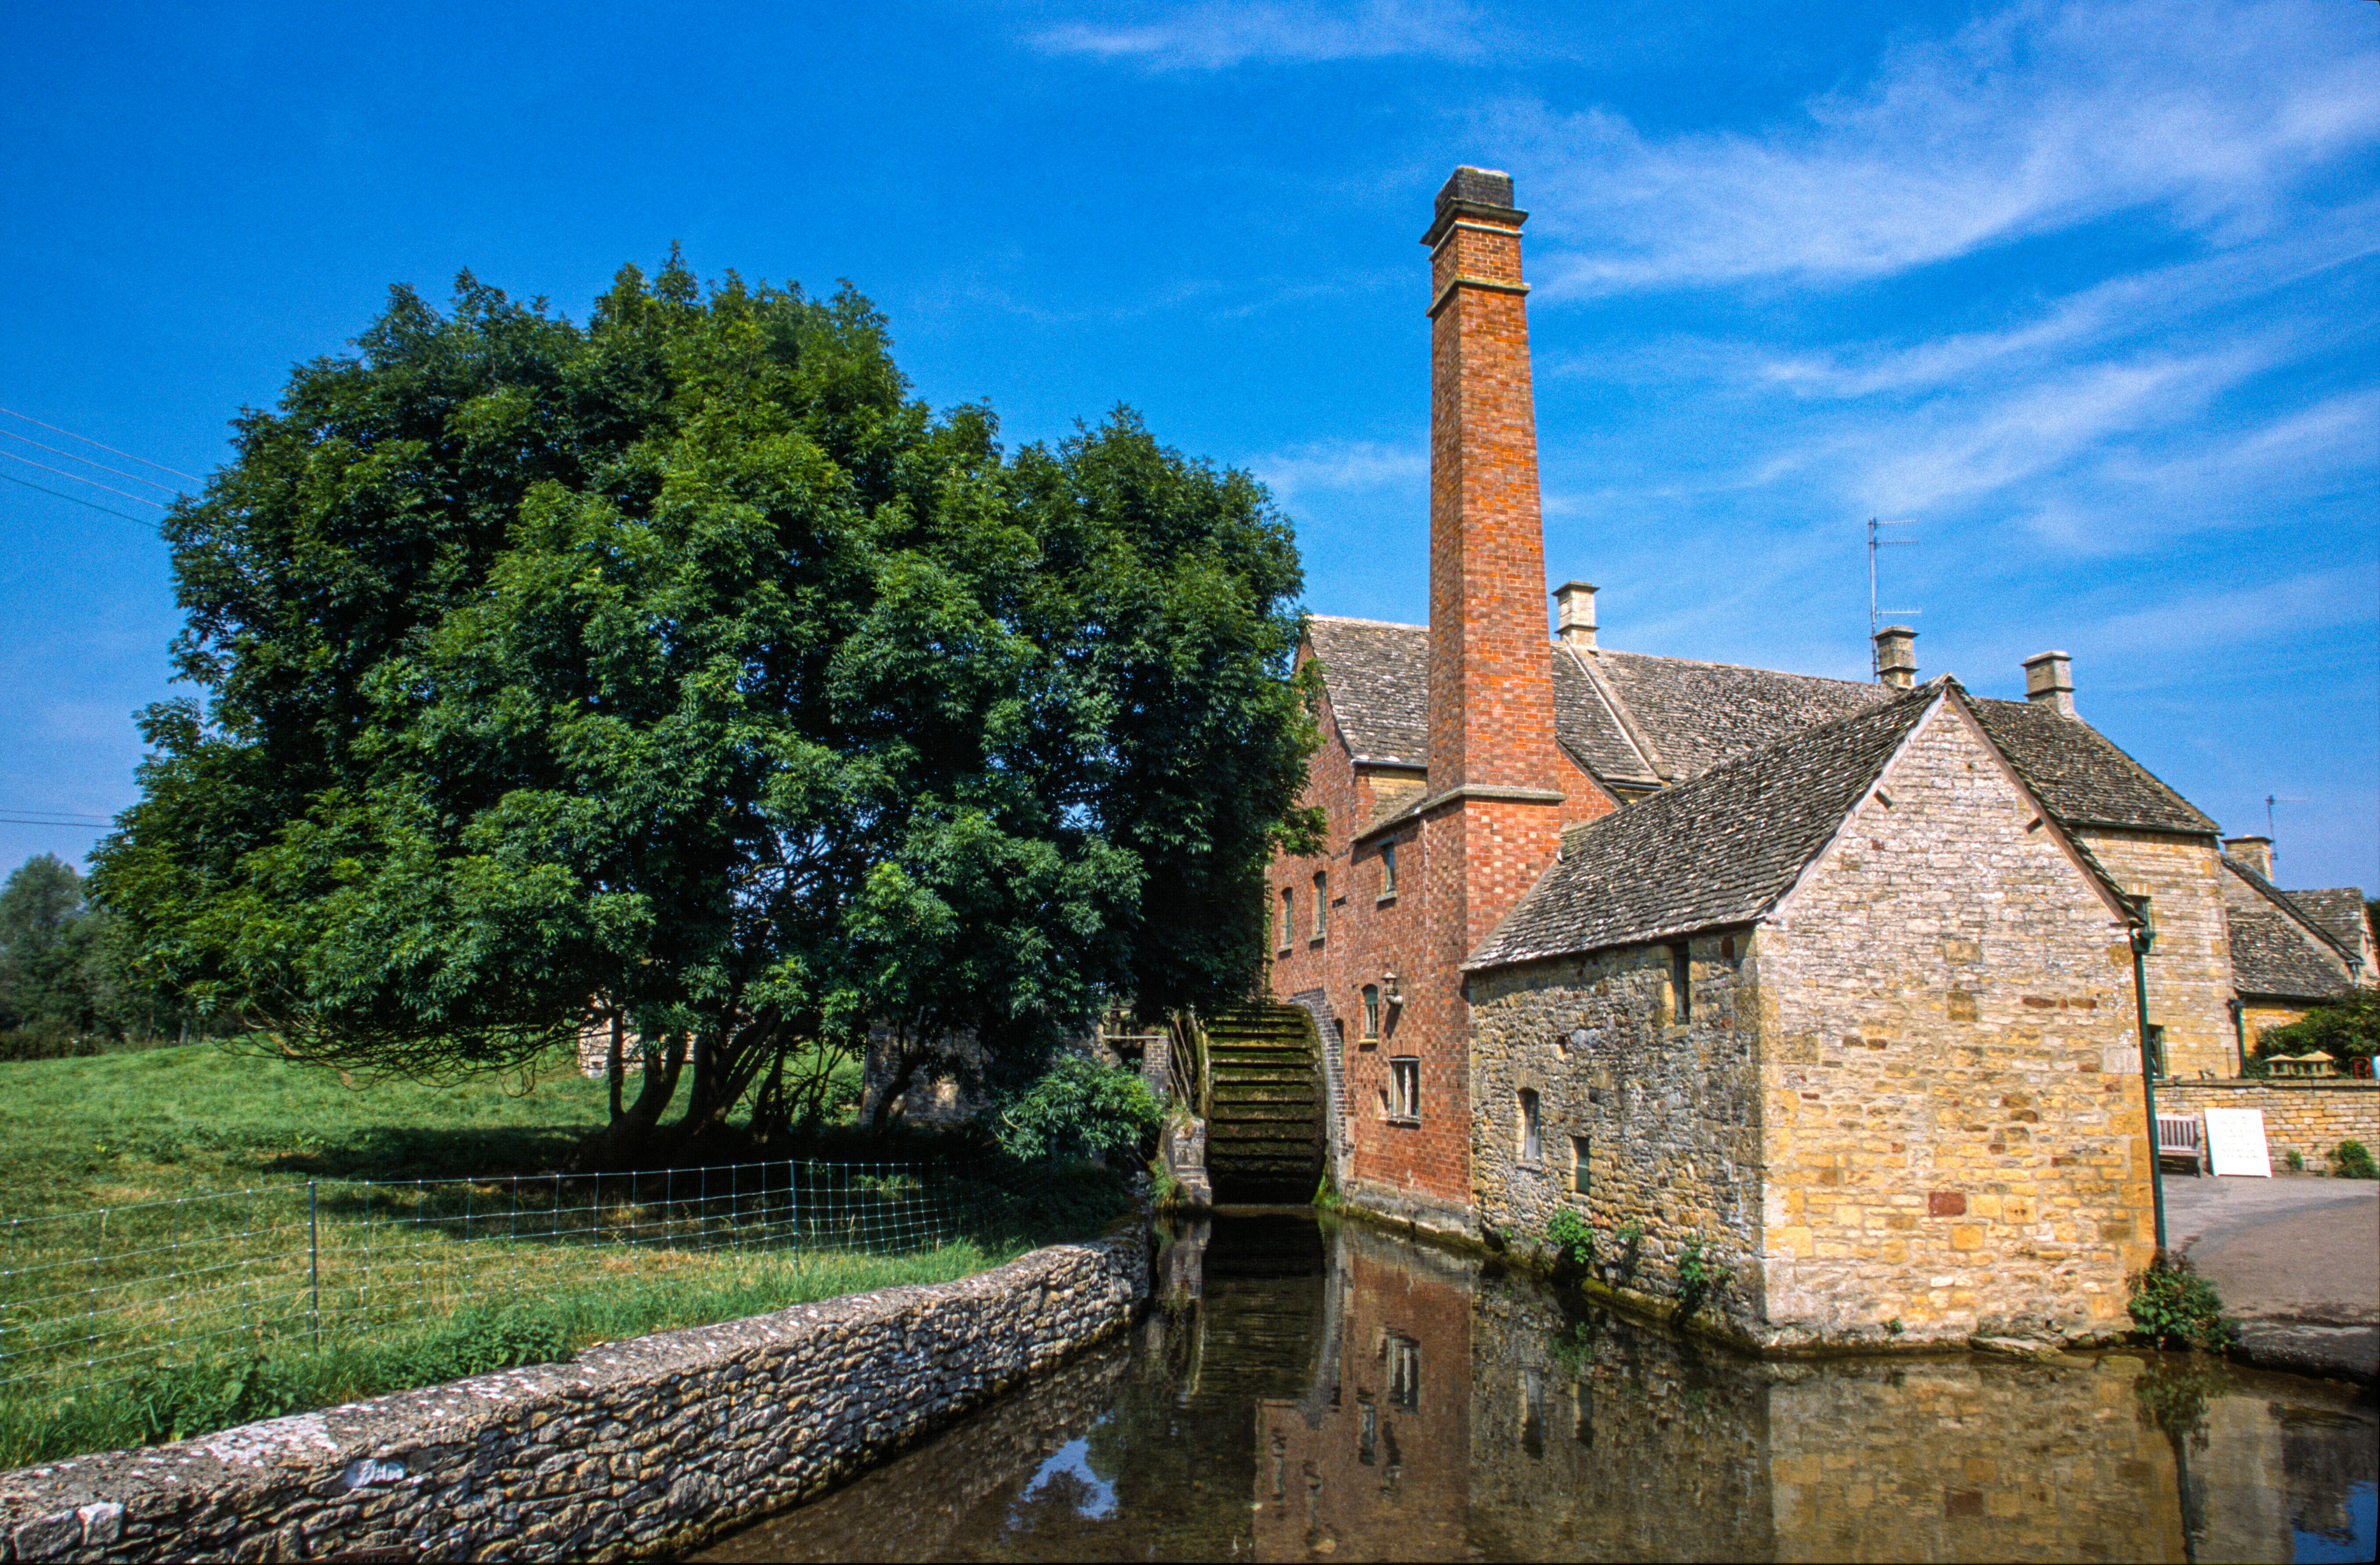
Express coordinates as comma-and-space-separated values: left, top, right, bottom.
869, 1040, 919, 1137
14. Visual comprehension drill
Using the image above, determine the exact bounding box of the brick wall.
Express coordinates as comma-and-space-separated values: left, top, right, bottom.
2076, 828, 2236, 1080
2156, 1079, 2380, 1172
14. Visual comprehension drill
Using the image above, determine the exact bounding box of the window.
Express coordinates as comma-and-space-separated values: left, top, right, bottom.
1279, 887, 1294, 949
1380, 841, 1398, 898
1669, 943, 1692, 1023
1572, 1135, 1590, 1196
2145, 1023, 2167, 1078
1362, 985, 1381, 1040
1388, 1335, 1420, 1410
1389, 1057, 1420, 1121
1517, 1088, 1541, 1163
1313, 871, 1328, 938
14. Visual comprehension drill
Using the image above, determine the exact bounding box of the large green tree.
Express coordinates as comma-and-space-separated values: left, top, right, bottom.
93, 256, 1318, 1161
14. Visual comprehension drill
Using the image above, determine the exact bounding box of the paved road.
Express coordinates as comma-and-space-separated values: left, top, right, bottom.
2163, 1173, 2378, 1324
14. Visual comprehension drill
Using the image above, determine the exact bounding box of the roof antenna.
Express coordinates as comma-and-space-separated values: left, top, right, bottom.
2265, 794, 2305, 838
1867, 518, 1920, 674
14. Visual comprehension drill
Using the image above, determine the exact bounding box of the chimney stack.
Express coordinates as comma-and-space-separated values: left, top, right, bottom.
1422, 166, 1561, 798
1554, 581, 1597, 650
2223, 836, 2276, 880
1872, 625, 1918, 689
2022, 650, 2076, 717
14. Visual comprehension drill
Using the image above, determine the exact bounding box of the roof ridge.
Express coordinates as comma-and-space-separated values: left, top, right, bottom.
1594, 646, 1881, 691
1305, 614, 1425, 630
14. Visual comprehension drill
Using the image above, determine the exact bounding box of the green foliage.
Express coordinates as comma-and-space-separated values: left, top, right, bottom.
90, 257, 1318, 1160
1885, 1317, 1904, 1337
2127, 1252, 2237, 1351
993, 1055, 1159, 1162
1675, 1235, 1722, 1317
2247, 988, 2380, 1075
0, 855, 180, 1058
2286, 1149, 2305, 1172
2333, 1139, 2377, 1179
1545, 1208, 1594, 1267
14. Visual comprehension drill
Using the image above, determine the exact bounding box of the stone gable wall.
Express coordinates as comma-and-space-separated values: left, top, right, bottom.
0, 1234, 1147, 1564
2154, 1079, 2380, 1172
1467, 934, 1763, 1332
1757, 702, 2149, 1347
2076, 828, 2235, 1080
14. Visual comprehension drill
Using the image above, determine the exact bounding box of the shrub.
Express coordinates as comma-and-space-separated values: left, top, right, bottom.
2127, 1253, 2236, 1351
1545, 1208, 1594, 1268
992, 1056, 1160, 1163
1676, 1235, 1723, 1317
2334, 1140, 2377, 1180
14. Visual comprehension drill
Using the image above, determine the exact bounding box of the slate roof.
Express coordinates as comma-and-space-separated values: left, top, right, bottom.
1299, 619, 2220, 837
1967, 698, 2216, 835
2282, 888, 2373, 966
2222, 858, 2357, 1000
1467, 684, 1940, 969
1590, 650, 1892, 781
1304, 617, 1428, 767
1552, 647, 1660, 788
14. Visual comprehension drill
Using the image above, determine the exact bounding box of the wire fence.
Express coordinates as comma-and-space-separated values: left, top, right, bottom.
0, 1157, 1064, 1403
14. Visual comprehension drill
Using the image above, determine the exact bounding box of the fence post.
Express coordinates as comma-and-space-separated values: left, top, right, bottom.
308, 1181, 320, 1348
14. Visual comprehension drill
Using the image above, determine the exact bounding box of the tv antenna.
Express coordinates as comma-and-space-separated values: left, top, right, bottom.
2265, 794, 2305, 838
1867, 518, 1920, 671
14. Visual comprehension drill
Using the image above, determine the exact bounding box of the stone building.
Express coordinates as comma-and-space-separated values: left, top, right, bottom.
1265, 164, 2369, 1346
2215, 839, 2364, 1051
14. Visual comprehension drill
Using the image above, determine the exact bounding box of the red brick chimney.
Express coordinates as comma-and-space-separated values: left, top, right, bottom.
1422, 165, 1565, 949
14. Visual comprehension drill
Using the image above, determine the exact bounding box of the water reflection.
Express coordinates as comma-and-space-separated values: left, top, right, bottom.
699, 1214, 2377, 1563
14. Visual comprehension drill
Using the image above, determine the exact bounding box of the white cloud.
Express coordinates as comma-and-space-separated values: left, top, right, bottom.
1030, 0, 1493, 69
1248, 437, 1427, 496
1497, 0, 2380, 294
2085, 564, 2376, 658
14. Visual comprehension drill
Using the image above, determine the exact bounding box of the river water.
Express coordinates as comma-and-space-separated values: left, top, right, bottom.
701, 1212, 2377, 1563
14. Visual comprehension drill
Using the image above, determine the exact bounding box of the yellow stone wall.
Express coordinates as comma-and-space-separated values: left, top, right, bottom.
2157, 1079, 2380, 1172
2076, 828, 2236, 1080
1755, 700, 2152, 1346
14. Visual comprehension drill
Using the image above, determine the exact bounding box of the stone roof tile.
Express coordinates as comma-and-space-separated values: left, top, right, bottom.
1468, 685, 1940, 969
1590, 650, 1893, 780
2222, 858, 2357, 1000
1967, 698, 2216, 835
1304, 617, 1428, 768
2281, 888, 2372, 963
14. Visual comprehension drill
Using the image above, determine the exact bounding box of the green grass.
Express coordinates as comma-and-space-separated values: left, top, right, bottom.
0, 1043, 1131, 1468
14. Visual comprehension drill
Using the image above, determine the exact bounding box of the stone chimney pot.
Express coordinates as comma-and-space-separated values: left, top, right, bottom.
2022, 650, 2076, 717
2223, 836, 2276, 880
1872, 625, 1918, 689
1554, 581, 1597, 650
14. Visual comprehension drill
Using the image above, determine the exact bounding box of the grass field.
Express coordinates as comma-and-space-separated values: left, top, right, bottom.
0, 1043, 1130, 1468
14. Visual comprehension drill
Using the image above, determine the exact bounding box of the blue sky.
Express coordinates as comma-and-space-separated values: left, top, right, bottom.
2, 0, 2374, 892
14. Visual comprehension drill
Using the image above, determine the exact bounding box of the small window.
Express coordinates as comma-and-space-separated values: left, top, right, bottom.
1388, 1335, 1420, 1410
1362, 985, 1381, 1040
1313, 871, 1328, 938
2145, 1023, 2167, 1078
1571, 1135, 1590, 1196
1280, 887, 1294, 949
1381, 841, 1398, 897
1517, 1088, 1541, 1163
1390, 1057, 1419, 1121
1669, 943, 1692, 1023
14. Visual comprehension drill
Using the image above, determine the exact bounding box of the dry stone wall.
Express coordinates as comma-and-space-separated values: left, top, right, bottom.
0, 1233, 1147, 1563
2157, 1079, 2380, 1172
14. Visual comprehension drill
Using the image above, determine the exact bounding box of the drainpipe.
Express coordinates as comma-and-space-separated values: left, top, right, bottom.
2131, 917, 2168, 1255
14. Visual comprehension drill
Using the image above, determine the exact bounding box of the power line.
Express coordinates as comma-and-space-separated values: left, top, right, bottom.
1, 449, 168, 508
1, 429, 183, 494
0, 469, 158, 526
0, 406, 198, 483
0, 816, 114, 830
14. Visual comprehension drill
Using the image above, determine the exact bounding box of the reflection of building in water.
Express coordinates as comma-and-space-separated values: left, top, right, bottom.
1253, 1223, 1471, 1562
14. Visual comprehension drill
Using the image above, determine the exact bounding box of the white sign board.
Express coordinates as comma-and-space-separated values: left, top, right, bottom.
2203, 1108, 2272, 1178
